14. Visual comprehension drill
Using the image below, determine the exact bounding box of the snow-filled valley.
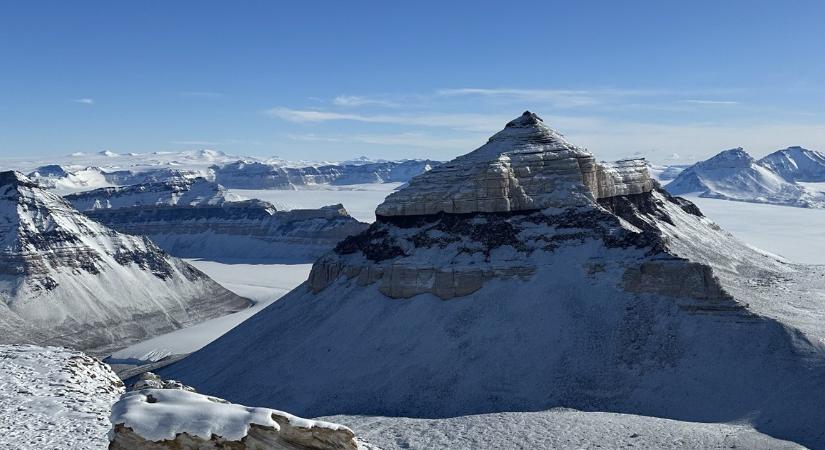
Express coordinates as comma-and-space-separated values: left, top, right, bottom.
108, 260, 312, 365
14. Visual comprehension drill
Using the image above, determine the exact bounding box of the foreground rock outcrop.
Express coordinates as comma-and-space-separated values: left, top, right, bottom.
110, 388, 362, 450
0, 172, 250, 354
161, 112, 825, 449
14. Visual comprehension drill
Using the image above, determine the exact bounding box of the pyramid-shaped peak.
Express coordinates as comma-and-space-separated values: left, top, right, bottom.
377, 111, 652, 217
698, 148, 755, 169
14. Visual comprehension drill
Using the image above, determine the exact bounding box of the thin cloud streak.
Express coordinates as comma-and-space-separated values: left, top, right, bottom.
681, 99, 740, 105
267, 107, 506, 132
333, 95, 399, 107
72, 98, 94, 105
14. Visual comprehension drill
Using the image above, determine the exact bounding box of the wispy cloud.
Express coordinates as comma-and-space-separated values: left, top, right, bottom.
681, 99, 740, 105
72, 98, 94, 105
267, 107, 506, 132
333, 95, 399, 107
288, 132, 484, 150
179, 91, 225, 99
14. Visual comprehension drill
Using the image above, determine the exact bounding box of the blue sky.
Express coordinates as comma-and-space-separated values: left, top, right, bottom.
2, 1, 825, 163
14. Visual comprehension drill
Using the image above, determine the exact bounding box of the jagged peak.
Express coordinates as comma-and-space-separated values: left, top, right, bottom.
0, 170, 40, 189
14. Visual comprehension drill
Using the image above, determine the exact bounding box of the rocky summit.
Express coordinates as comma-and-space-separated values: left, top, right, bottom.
377, 111, 651, 216
162, 112, 825, 449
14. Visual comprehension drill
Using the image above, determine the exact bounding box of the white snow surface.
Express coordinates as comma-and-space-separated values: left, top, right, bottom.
0, 345, 124, 450
111, 389, 350, 442
322, 409, 802, 450
109, 260, 312, 363
229, 183, 402, 223
687, 194, 825, 264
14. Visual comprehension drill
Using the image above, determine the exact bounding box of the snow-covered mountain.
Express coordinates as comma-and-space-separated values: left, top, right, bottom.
758, 146, 825, 182
160, 112, 825, 449
64, 178, 368, 261
665, 147, 825, 207
64, 177, 238, 211
12, 150, 439, 193
212, 159, 438, 190
0, 172, 250, 354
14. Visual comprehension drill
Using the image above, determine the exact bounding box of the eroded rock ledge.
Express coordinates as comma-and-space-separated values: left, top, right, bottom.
109, 387, 361, 450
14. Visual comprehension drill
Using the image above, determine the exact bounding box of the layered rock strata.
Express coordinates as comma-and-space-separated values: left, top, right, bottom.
65, 180, 367, 260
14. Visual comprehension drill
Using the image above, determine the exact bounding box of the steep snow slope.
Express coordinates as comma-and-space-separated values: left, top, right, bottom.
0, 345, 124, 450
0, 171, 250, 355
162, 113, 825, 449
759, 146, 825, 182
665, 147, 825, 207
64, 179, 367, 261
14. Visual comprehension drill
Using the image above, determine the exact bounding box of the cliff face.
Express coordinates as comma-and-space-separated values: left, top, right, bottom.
0, 172, 250, 355
213, 159, 438, 190
65, 179, 367, 261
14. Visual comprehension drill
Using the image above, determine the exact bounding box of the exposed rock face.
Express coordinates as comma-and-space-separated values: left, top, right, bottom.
0, 171, 250, 354
212, 161, 295, 189
214, 159, 438, 190
64, 177, 233, 210
311, 112, 657, 299
109, 389, 361, 450
0, 345, 125, 450
376, 112, 651, 217
129, 371, 196, 392
64, 179, 367, 261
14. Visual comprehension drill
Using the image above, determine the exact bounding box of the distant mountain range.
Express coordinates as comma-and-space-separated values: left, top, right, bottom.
9, 150, 439, 192
64, 178, 368, 262
664, 146, 825, 208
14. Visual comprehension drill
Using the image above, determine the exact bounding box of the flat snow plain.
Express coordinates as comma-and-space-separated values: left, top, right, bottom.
228, 182, 404, 223
686, 195, 825, 264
